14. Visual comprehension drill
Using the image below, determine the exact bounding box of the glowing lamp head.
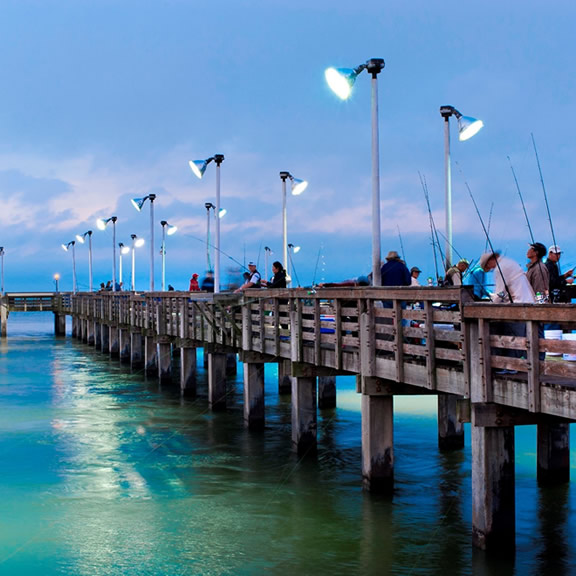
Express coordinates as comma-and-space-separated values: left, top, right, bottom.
96, 219, 107, 230
189, 160, 208, 179
75, 234, 85, 244
134, 238, 145, 248
458, 115, 484, 141
218, 208, 227, 219
325, 67, 357, 100
167, 225, 178, 236
291, 178, 308, 196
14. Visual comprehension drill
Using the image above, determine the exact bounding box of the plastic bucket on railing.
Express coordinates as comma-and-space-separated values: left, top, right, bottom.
544, 329, 563, 356
563, 333, 576, 361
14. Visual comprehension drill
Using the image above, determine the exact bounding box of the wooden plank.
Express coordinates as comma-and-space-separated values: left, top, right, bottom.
424, 301, 437, 390
393, 301, 404, 383
526, 321, 541, 413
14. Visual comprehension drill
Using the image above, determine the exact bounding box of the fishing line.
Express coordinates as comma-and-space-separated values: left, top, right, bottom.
418, 172, 442, 283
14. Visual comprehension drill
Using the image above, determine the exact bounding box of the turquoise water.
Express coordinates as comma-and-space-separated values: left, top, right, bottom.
0, 313, 575, 575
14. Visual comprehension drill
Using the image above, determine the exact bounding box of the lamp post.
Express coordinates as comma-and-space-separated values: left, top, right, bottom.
189, 154, 225, 293
96, 216, 118, 291
279, 172, 308, 285
54, 273, 60, 293
130, 234, 145, 292
118, 243, 130, 288
287, 243, 301, 286
439, 105, 483, 268
75, 230, 93, 291
131, 194, 157, 291
0, 247, 4, 294
160, 220, 178, 291
204, 202, 215, 272
61, 240, 77, 293
325, 58, 385, 285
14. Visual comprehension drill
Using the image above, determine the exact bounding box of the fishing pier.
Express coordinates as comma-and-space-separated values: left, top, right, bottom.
2, 286, 576, 555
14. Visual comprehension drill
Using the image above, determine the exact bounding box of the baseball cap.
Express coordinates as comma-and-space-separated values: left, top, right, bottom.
548, 245, 562, 254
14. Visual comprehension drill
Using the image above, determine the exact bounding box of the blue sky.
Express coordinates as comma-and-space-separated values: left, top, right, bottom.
1, 0, 575, 291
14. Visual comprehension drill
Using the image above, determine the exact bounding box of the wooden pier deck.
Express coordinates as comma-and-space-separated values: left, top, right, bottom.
2, 286, 576, 554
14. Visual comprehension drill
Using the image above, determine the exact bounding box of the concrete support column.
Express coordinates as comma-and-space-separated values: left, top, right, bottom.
130, 332, 144, 370
71, 316, 78, 339
144, 336, 158, 375
318, 375, 336, 409
361, 394, 394, 493
180, 347, 197, 397
207, 352, 227, 411
100, 324, 110, 353
119, 328, 131, 363
158, 342, 172, 383
54, 313, 66, 336
278, 358, 292, 395
226, 353, 237, 375
291, 376, 317, 456
86, 320, 95, 346
0, 303, 7, 338
537, 422, 570, 485
109, 325, 119, 357
81, 318, 88, 342
243, 361, 265, 430
471, 416, 515, 553
438, 394, 464, 450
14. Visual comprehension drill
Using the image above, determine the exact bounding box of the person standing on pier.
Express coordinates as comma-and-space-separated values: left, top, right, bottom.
262, 261, 287, 289
410, 266, 422, 286
380, 251, 411, 287
189, 273, 200, 292
545, 245, 574, 303
526, 242, 549, 301
444, 259, 469, 286
234, 262, 262, 292
200, 271, 215, 292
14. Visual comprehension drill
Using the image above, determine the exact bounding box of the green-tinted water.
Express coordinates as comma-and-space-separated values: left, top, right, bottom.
0, 313, 575, 575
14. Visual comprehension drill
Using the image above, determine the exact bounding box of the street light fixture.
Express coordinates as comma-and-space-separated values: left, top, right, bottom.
279, 171, 308, 285
189, 154, 225, 293
118, 242, 131, 288
287, 243, 301, 285
75, 230, 93, 292
160, 220, 178, 291
96, 216, 118, 291
130, 234, 145, 292
131, 194, 157, 291
61, 240, 77, 293
203, 202, 226, 275
325, 57, 385, 285
440, 105, 484, 268
54, 273, 60, 293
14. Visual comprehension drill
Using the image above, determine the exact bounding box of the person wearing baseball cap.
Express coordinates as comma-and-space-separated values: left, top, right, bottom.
545, 245, 574, 302
410, 266, 422, 286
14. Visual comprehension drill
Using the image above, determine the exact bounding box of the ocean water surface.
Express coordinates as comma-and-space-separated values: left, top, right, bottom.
0, 312, 575, 575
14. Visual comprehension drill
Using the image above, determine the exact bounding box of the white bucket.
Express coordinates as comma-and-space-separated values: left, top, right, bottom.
563, 333, 576, 361
544, 329, 563, 356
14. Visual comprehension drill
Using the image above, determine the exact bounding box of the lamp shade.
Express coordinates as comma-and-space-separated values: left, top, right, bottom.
134, 237, 145, 248
458, 115, 484, 141
325, 67, 358, 100
291, 178, 308, 196
96, 219, 107, 230
166, 224, 178, 236
131, 197, 147, 211
75, 234, 85, 244
189, 160, 208, 179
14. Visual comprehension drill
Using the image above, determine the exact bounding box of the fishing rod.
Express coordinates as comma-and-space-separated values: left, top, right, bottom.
397, 225, 406, 262
419, 172, 444, 282
485, 202, 494, 253
182, 232, 249, 271
531, 133, 559, 252
464, 180, 514, 302
507, 155, 535, 244
311, 245, 323, 287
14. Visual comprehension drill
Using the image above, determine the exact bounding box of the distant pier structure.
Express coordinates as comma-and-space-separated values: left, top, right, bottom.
3, 287, 576, 556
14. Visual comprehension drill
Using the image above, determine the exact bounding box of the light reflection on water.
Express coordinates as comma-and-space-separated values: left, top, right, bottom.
0, 312, 575, 575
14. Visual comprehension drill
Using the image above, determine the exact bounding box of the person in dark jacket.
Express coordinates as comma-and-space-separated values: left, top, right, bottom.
380, 251, 411, 287
200, 271, 215, 293
263, 261, 287, 289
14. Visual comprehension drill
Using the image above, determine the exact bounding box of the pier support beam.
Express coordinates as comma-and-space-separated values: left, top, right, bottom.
361, 391, 394, 493
71, 316, 78, 338
318, 375, 336, 409
54, 313, 66, 336
471, 406, 515, 554
130, 332, 143, 369
109, 325, 119, 357
0, 301, 7, 338
119, 328, 131, 363
86, 320, 95, 346
226, 353, 237, 376
438, 394, 464, 450
278, 359, 292, 395
180, 346, 197, 397
158, 341, 172, 383
100, 324, 110, 352
94, 322, 101, 349
207, 351, 227, 411
291, 376, 317, 456
537, 421, 570, 485
144, 336, 158, 376
243, 360, 265, 430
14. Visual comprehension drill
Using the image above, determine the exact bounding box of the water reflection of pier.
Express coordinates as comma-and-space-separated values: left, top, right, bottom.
2, 286, 576, 556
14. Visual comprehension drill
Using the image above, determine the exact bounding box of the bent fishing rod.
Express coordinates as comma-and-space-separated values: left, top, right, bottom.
419, 172, 443, 283
507, 155, 535, 244
464, 180, 514, 303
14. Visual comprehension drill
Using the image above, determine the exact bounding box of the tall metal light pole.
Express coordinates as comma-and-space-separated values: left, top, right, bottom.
264, 246, 272, 282
75, 230, 93, 291
61, 240, 77, 293
189, 155, 225, 293
439, 105, 483, 268
131, 194, 157, 291
279, 171, 308, 285
118, 243, 130, 288
96, 216, 118, 291
160, 220, 178, 291
130, 234, 145, 292
0, 247, 4, 294
325, 58, 385, 285
204, 202, 215, 273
